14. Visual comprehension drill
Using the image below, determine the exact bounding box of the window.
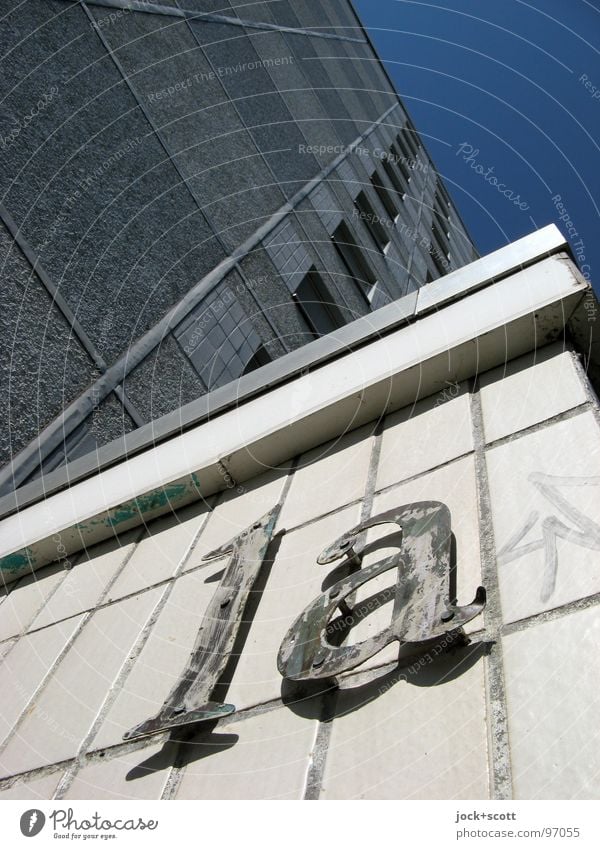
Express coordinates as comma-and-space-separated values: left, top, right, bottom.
331, 221, 377, 303
370, 170, 400, 220
292, 268, 346, 338
354, 190, 391, 253
432, 215, 450, 254
399, 123, 421, 160
381, 150, 408, 199
433, 189, 452, 250
175, 286, 269, 390
431, 247, 450, 277
391, 140, 414, 185
243, 344, 271, 375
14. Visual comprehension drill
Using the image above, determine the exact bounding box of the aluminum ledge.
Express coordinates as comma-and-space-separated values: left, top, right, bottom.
0, 229, 589, 584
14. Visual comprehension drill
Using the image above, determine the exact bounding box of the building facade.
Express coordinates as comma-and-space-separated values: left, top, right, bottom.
0, 227, 599, 800
0, 0, 476, 495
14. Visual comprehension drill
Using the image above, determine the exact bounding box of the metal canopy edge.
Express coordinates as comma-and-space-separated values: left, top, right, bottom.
0, 231, 588, 585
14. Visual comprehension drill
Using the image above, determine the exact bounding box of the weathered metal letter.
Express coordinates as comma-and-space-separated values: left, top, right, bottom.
278, 502, 485, 681
124, 505, 280, 740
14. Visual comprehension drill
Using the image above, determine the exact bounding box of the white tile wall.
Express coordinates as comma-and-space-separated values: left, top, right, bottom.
480, 345, 587, 443
487, 411, 600, 624
0, 617, 84, 753
0, 564, 67, 641
65, 742, 174, 800
0, 338, 597, 800
321, 650, 489, 799
31, 532, 140, 629
0, 772, 62, 799
372, 456, 484, 638
0, 589, 162, 776
175, 706, 318, 800
376, 385, 473, 492
91, 563, 227, 751
277, 425, 374, 530
0, 637, 15, 662
503, 606, 600, 799
106, 503, 210, 602
185, 467, 288, 569
226, 506, 361, 710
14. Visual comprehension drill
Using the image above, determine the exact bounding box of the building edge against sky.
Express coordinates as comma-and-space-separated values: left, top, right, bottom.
0, 0, 476, 496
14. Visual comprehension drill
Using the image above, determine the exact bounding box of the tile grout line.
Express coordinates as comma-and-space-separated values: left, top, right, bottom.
469, 382, 513, 801
0, 554, 79, 654
302, 421, 384, 800
569, 347, 600, 417
0, 694, 289, 794
1, 396, 593, 649
0, 528, 147, 768
0, 623, 492, 794
502, 590, 600, 636
161, 462, 298, 800
53, 506, 216, 799
484, 401, 593, 450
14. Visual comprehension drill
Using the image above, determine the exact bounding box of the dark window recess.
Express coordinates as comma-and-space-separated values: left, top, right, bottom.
399, 124, 421, 159
432, 217, 449, 249
292, 269, 346, 337
436, 180, 452, 209
370, 171, 400, 219
354, 190, 390, 252
433, 190, 452, 252
243, 343, 272, 375
381, 151, 408, 199
174, 286, 268, 390
331, 221, 377, 303
431, 242, 450, 277
392, 140, 414, 185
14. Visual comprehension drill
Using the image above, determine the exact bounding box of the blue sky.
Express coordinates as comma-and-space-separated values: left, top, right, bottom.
354, 0, 600, 292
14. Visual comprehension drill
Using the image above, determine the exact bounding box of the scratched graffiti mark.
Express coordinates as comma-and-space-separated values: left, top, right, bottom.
497, 474, 600, 601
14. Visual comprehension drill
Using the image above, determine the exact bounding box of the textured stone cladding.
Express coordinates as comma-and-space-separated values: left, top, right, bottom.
0, 0, 476, 476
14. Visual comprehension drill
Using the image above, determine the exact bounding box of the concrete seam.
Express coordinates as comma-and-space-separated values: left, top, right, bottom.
470, 382, 513, 800
83, 0, 368, 43
0, 103, 400, 494
301, 420, 383, 800
113, 386, 147, 428
502, 591, 600, 636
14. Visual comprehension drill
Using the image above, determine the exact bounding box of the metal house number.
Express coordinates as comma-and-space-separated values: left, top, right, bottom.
124, 501, 485, 741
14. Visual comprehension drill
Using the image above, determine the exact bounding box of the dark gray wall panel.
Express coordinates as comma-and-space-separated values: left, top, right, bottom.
93, 10, 287, 251
0, 219, 100, 468
1, 1, 228, 363
122, 332, 207, 421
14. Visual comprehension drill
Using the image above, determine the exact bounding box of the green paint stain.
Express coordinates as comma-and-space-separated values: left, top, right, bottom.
3, 478, 204, 583
0, 548, 34, 574
107, 483, 190, 527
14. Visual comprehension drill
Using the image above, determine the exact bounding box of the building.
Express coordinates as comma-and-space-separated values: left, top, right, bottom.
0, 0, 476, 496
0, 226, 599, 800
